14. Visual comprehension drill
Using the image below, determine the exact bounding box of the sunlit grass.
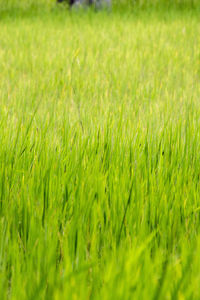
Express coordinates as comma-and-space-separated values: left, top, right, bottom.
0, 6, 200, 299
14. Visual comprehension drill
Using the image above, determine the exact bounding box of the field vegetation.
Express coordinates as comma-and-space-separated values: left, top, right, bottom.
0, 1, 200, 299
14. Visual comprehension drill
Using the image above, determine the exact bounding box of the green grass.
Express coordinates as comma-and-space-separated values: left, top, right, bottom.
1, 5, 200, 300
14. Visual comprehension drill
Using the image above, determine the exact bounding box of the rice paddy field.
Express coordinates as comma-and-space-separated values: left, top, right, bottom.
1, 2, 200, 299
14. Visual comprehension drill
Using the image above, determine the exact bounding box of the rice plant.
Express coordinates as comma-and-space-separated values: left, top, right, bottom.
0, 3, 200, 299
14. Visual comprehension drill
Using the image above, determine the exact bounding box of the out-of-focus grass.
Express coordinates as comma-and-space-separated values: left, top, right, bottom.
0, 0, 200, 14
0, 6, 200, 300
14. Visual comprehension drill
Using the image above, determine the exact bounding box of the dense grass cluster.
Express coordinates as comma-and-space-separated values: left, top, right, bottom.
1, 4, 200, 300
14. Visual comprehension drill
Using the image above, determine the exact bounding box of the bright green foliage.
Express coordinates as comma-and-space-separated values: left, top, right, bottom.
113, 0, 200, 9
0, 6, 200, 300
0, 0, 200, 11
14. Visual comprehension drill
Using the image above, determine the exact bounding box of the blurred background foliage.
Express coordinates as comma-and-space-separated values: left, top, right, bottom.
0, 0, 200, 12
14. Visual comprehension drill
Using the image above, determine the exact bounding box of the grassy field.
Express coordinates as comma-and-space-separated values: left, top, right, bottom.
1, 4, 200, 299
